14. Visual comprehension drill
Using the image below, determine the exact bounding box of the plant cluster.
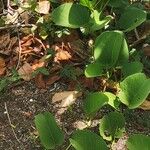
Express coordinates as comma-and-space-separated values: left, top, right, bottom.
0, 0, 150, 149
33, 0, 150, 150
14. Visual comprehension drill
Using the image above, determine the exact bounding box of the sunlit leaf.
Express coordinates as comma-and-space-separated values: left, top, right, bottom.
118, 7, 147, 32
70, 130, 108, 150
99, 112, 125, 141
52, 3, 90, 28
35, 112, 64, 149
83, 92, 108, 117
127, 134, 150, 150
118, 73, 150, 109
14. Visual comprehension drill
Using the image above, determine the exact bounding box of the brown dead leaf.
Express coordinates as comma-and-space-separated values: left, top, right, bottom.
143, 44, 150, 56
139, 100, 150, 110
21, 38, 33, 47
18, 63, 33, 81
111, 135, 128, 150
46, 75, 60, 86
32, 59, 45, 70
54, 50, 72, 62
34, 74, 46, 88
82, 77, 94, 89
22, 111, 33, 118
0, 57, 6, 76
36, 1, 50, 14
73, 119, 99, 130
52, 91, 82, 114
36, 0, 50, 15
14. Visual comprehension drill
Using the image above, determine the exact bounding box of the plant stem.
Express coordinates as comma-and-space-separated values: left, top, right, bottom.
66, 144, 72, 150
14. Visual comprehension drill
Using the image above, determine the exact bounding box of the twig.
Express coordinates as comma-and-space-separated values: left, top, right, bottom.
134, 28, 140, 40
16, 27, 22, 70
0, 23, 34, 30
129, 36, 146, 48
4, 102, 21, 144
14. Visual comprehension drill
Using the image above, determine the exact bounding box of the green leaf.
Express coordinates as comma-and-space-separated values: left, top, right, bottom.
104, 92, 120, 110
52, 3, 90, 28
118, 7, 147, 32
118, 73, 150, 109
122, 61, 143, 78
83, 92, 108, 117
108, 0, 129, 8
89, 10, 113, 32
80, 0, 92, 9
35, 112, 64, 149
85, 63, 103, 78
99, 112, 125, 141
127, 134, 150, 150
70, 130, 108, 150
94, 31, 129, 68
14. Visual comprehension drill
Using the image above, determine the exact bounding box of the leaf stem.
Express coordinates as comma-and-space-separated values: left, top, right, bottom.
65, 144, 72, 150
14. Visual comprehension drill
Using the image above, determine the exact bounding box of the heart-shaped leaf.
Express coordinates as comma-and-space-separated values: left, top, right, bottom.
85, 63, 103, 78
118, 73, 150, 109
122, 61, 143, 78
35, 112, 64, 149
118, 7, 147, 32
70, 130, 108, 150
94, 31, 129, 68
83, 92, 108, 117
52, 3, 90, 28
99, 112, 125, 141
127, 134, 150, 150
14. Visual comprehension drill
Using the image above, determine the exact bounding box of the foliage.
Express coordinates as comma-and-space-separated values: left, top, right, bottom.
83, 92, 108, 117
34, 112, 64, 149
118, 73, 150, 109
99, 112, 125, 141
1, 0, 150, 149
70, 130, 108, 150
127, 134, 150, 150
22, 0, 150, 149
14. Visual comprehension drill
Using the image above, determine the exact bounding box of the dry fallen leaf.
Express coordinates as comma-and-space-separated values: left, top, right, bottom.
46, 75, 60, 86
18, 63, 33, 81
139, 100, 150, 110
54, 50, 72, 62
111, 135, 128, 150
52, 91, 82, 114
0, 57, 6, 76
32, 59, 45, 70
73, 119, 99, 130
143, 44, 150, 56
36, 1, 50, 14
34, 74, 46, 88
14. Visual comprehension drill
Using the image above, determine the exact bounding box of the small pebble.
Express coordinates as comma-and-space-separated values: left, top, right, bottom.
29, 99, 34, 102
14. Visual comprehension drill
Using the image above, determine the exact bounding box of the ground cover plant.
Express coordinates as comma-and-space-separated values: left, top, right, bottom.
0, 0, 150, 149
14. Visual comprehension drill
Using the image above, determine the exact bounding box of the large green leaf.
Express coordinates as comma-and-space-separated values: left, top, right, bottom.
70, 130, 108, 150
85, 63, 103, 78
118, 7, 147, 32
122, 61, 143, 78
127, 134, 150, 150
35, 112, 64, 149
83, 92, 108, 117
118, 73, 150, 109
52, 3, 90, 28
99, 112, 125, 141
94, 31, 129, 68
